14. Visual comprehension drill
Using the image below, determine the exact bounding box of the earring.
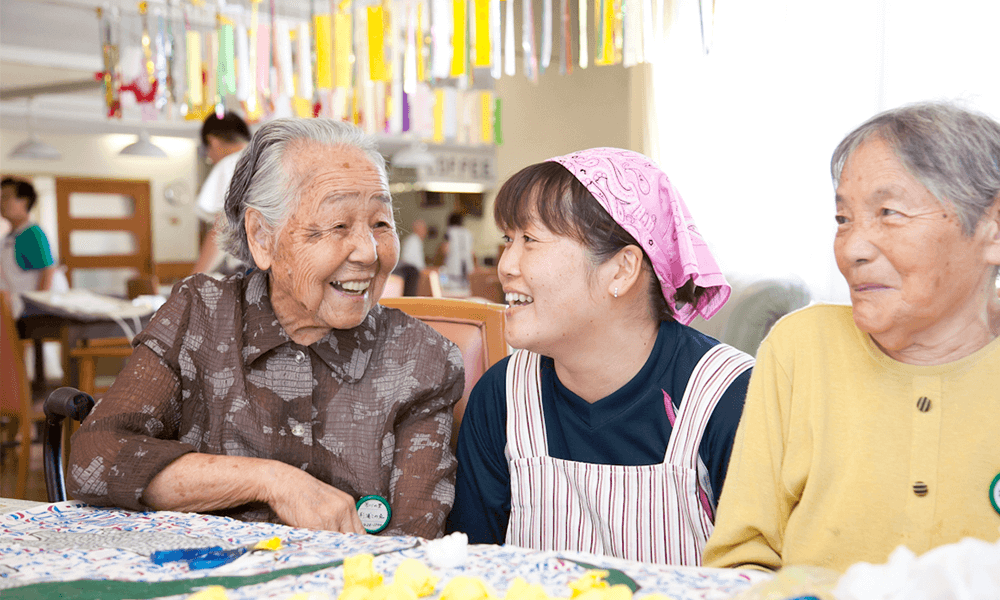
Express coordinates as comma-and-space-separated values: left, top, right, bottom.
614, 287, 618, 298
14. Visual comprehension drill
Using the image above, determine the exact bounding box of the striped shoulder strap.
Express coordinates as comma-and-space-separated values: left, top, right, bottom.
504, 349, 548, 461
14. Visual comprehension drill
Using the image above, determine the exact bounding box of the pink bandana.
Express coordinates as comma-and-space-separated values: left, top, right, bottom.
548, 147, 730, 324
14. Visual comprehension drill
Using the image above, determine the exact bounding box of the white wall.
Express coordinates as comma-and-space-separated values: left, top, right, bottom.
1, 129, 201, 264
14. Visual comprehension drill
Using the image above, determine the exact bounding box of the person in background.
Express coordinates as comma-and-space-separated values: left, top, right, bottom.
69, 118, 465, 538
447, 148, 753, 565
441, 212, 475, 283
399, 219, 428, 270
0, 177, 55, 317
704, 102, 1000, 572
190, 111, 251, 275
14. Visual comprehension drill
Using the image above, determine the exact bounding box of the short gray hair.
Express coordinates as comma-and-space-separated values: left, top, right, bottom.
831, 102, 1000, 235
218, 118, 389, 265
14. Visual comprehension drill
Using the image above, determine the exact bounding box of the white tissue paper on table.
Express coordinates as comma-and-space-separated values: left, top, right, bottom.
423, 532, 468, 569
834, 537, 1000, 600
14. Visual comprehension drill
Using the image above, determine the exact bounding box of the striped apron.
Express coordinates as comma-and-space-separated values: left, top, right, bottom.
503, 344, 753, 565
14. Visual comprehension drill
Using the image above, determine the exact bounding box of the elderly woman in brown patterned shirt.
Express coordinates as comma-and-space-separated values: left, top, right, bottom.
68, 119, 465, 538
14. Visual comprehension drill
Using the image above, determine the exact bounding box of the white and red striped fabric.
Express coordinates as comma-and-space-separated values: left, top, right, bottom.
503, 345, 752, 565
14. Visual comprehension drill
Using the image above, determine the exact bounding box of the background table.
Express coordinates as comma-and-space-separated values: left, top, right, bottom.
1, 502, 771, 600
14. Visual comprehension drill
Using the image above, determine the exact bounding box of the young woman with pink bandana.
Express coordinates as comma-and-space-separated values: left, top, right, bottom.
446, 148, 753, 565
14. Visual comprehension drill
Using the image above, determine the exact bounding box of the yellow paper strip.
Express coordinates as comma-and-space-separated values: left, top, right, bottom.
473, 0, 490, 67
314, 14, 334, 90
433, 88, 445, 142
450, 0, 467, 77
367, 6, 389, 82
480, 91, 492, 143
416, 3, 426, 82
334, 11, 352, 88
186, 30, 203, 106
599, 0, 614, 65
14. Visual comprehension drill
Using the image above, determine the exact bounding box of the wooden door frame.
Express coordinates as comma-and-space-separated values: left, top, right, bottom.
54, 177, 153, 282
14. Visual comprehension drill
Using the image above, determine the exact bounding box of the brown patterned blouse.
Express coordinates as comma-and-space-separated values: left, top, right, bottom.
68, 270, 464, 539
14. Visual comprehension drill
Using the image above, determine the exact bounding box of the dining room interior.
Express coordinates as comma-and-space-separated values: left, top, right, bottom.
2, 2, 1000, 599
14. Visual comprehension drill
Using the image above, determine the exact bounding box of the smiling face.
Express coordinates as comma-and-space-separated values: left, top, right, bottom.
249, 142, 399, 345
497, 216, 613, 357
834, 136, 998, 359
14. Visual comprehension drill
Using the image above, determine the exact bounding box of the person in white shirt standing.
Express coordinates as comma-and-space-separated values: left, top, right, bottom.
441, 212, 475, 284
1, 177, 55, 317
191, 112, 251, 275
399, 219, 428, 270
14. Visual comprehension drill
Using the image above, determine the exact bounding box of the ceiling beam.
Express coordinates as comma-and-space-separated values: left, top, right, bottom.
0, 79, 102, 100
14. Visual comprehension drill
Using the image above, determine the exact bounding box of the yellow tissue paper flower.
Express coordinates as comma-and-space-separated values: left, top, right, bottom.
366, 581, 419, 600
574, 584, 632, 600
569, 570, 610, 597
439, 575, 493, 600
253, 536, 282, 551
337, 586, 370, 600
344, 554, 384, 590
503, 577, 549, 600
186, 585, 229, 600
393, 558, 439, 597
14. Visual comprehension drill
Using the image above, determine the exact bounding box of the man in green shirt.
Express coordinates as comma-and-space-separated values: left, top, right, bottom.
1, 177, 55, 317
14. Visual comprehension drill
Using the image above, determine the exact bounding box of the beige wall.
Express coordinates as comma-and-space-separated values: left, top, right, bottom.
463, 63, 640, 264
1, 130, 200, 264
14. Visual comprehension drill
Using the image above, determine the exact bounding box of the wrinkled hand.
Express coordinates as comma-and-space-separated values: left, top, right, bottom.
263, 462, 366, 533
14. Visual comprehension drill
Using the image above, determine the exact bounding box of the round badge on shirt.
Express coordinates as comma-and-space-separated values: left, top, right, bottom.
356, 495, 391, 534
990, 473, 1000, 516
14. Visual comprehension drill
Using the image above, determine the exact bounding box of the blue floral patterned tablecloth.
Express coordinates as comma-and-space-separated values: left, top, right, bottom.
0, 502, 770, 599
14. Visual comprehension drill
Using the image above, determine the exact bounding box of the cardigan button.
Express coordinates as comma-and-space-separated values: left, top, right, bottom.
913, 482, 929, 497
916, 396, 931, 412
295, 351, 306, 363
292, 424, 306, 437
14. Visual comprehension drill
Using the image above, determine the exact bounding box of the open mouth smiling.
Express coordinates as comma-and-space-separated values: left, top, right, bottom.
331, 280, 371, 295
505, 292, 534, 306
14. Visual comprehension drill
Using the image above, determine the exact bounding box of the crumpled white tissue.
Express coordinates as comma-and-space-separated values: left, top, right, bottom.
834, 537, 1000, 600
423, 531, 469, 569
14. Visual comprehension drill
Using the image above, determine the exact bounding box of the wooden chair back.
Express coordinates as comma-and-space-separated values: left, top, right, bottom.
1, 292, 43, 498
379, 297, 508, 448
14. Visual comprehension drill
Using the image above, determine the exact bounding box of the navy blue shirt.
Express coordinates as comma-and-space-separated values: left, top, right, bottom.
446, 320, 752, 544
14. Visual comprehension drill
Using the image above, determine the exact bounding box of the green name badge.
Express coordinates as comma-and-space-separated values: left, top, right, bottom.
356, 495, 391, 534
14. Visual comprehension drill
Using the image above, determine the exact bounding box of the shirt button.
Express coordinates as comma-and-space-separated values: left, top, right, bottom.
916, 396, 931, 412
292, 424, 306, 437
295, 351, 306, 363
913, 482, 928, 497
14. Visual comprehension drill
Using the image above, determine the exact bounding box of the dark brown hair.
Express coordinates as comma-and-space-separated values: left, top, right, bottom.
494, 161, 706, 321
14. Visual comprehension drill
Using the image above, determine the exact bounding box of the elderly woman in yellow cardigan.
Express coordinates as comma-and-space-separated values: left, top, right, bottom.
704, 102, 1000, 572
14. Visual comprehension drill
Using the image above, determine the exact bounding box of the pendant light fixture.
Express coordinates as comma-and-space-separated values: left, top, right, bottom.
7, 98, 62, 161
119, 129, 168, 157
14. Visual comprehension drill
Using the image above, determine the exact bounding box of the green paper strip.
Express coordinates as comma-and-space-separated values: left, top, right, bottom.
560, 558, 641, 593
217, 23, 236, 96
493, 98, 503, 145
5, 542, 418, 600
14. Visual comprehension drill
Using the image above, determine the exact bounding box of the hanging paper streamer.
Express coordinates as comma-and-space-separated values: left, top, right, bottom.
314, 14, 334, 88
641, 0, 654, 61
622, 0, 639, 67
98, 7, 122, 118
699, 0, 714, 54
431, 0, 451, 79
367, 6, 388, 81
480, 91, 492, 143
493, 96, 502, 144
596, 0, 614, 65
613, 0, 624, 63
217, 22, 236, 96
579, 0, 588, 68
433, 87, 445, 141
296, 20, 313, 98
444, 87, 458, 140
333, 10, 350, 88
503, 0, 514, 76
416, 2, 426, 82
153, 12, 169, 109
186, 30, 203, 106
473, 0, 489, 67
404, 0, 417, 93
206, 28, 218, 109
450, 0, 467, 77
274, 20, 293, 97
489, 0, 500, 78
255, 21, 271, 98
521, 0, 538, 82
235, 24, 250, 100
560, 0, 572, 74
540, 0, 551, 71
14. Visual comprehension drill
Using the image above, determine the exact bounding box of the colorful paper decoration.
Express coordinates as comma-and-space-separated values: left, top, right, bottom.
185, 29, 203, 107
367, 6, 388, 82
450, 0, 467, 77
218, 22, 236, 96
473, 0, 490, 68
